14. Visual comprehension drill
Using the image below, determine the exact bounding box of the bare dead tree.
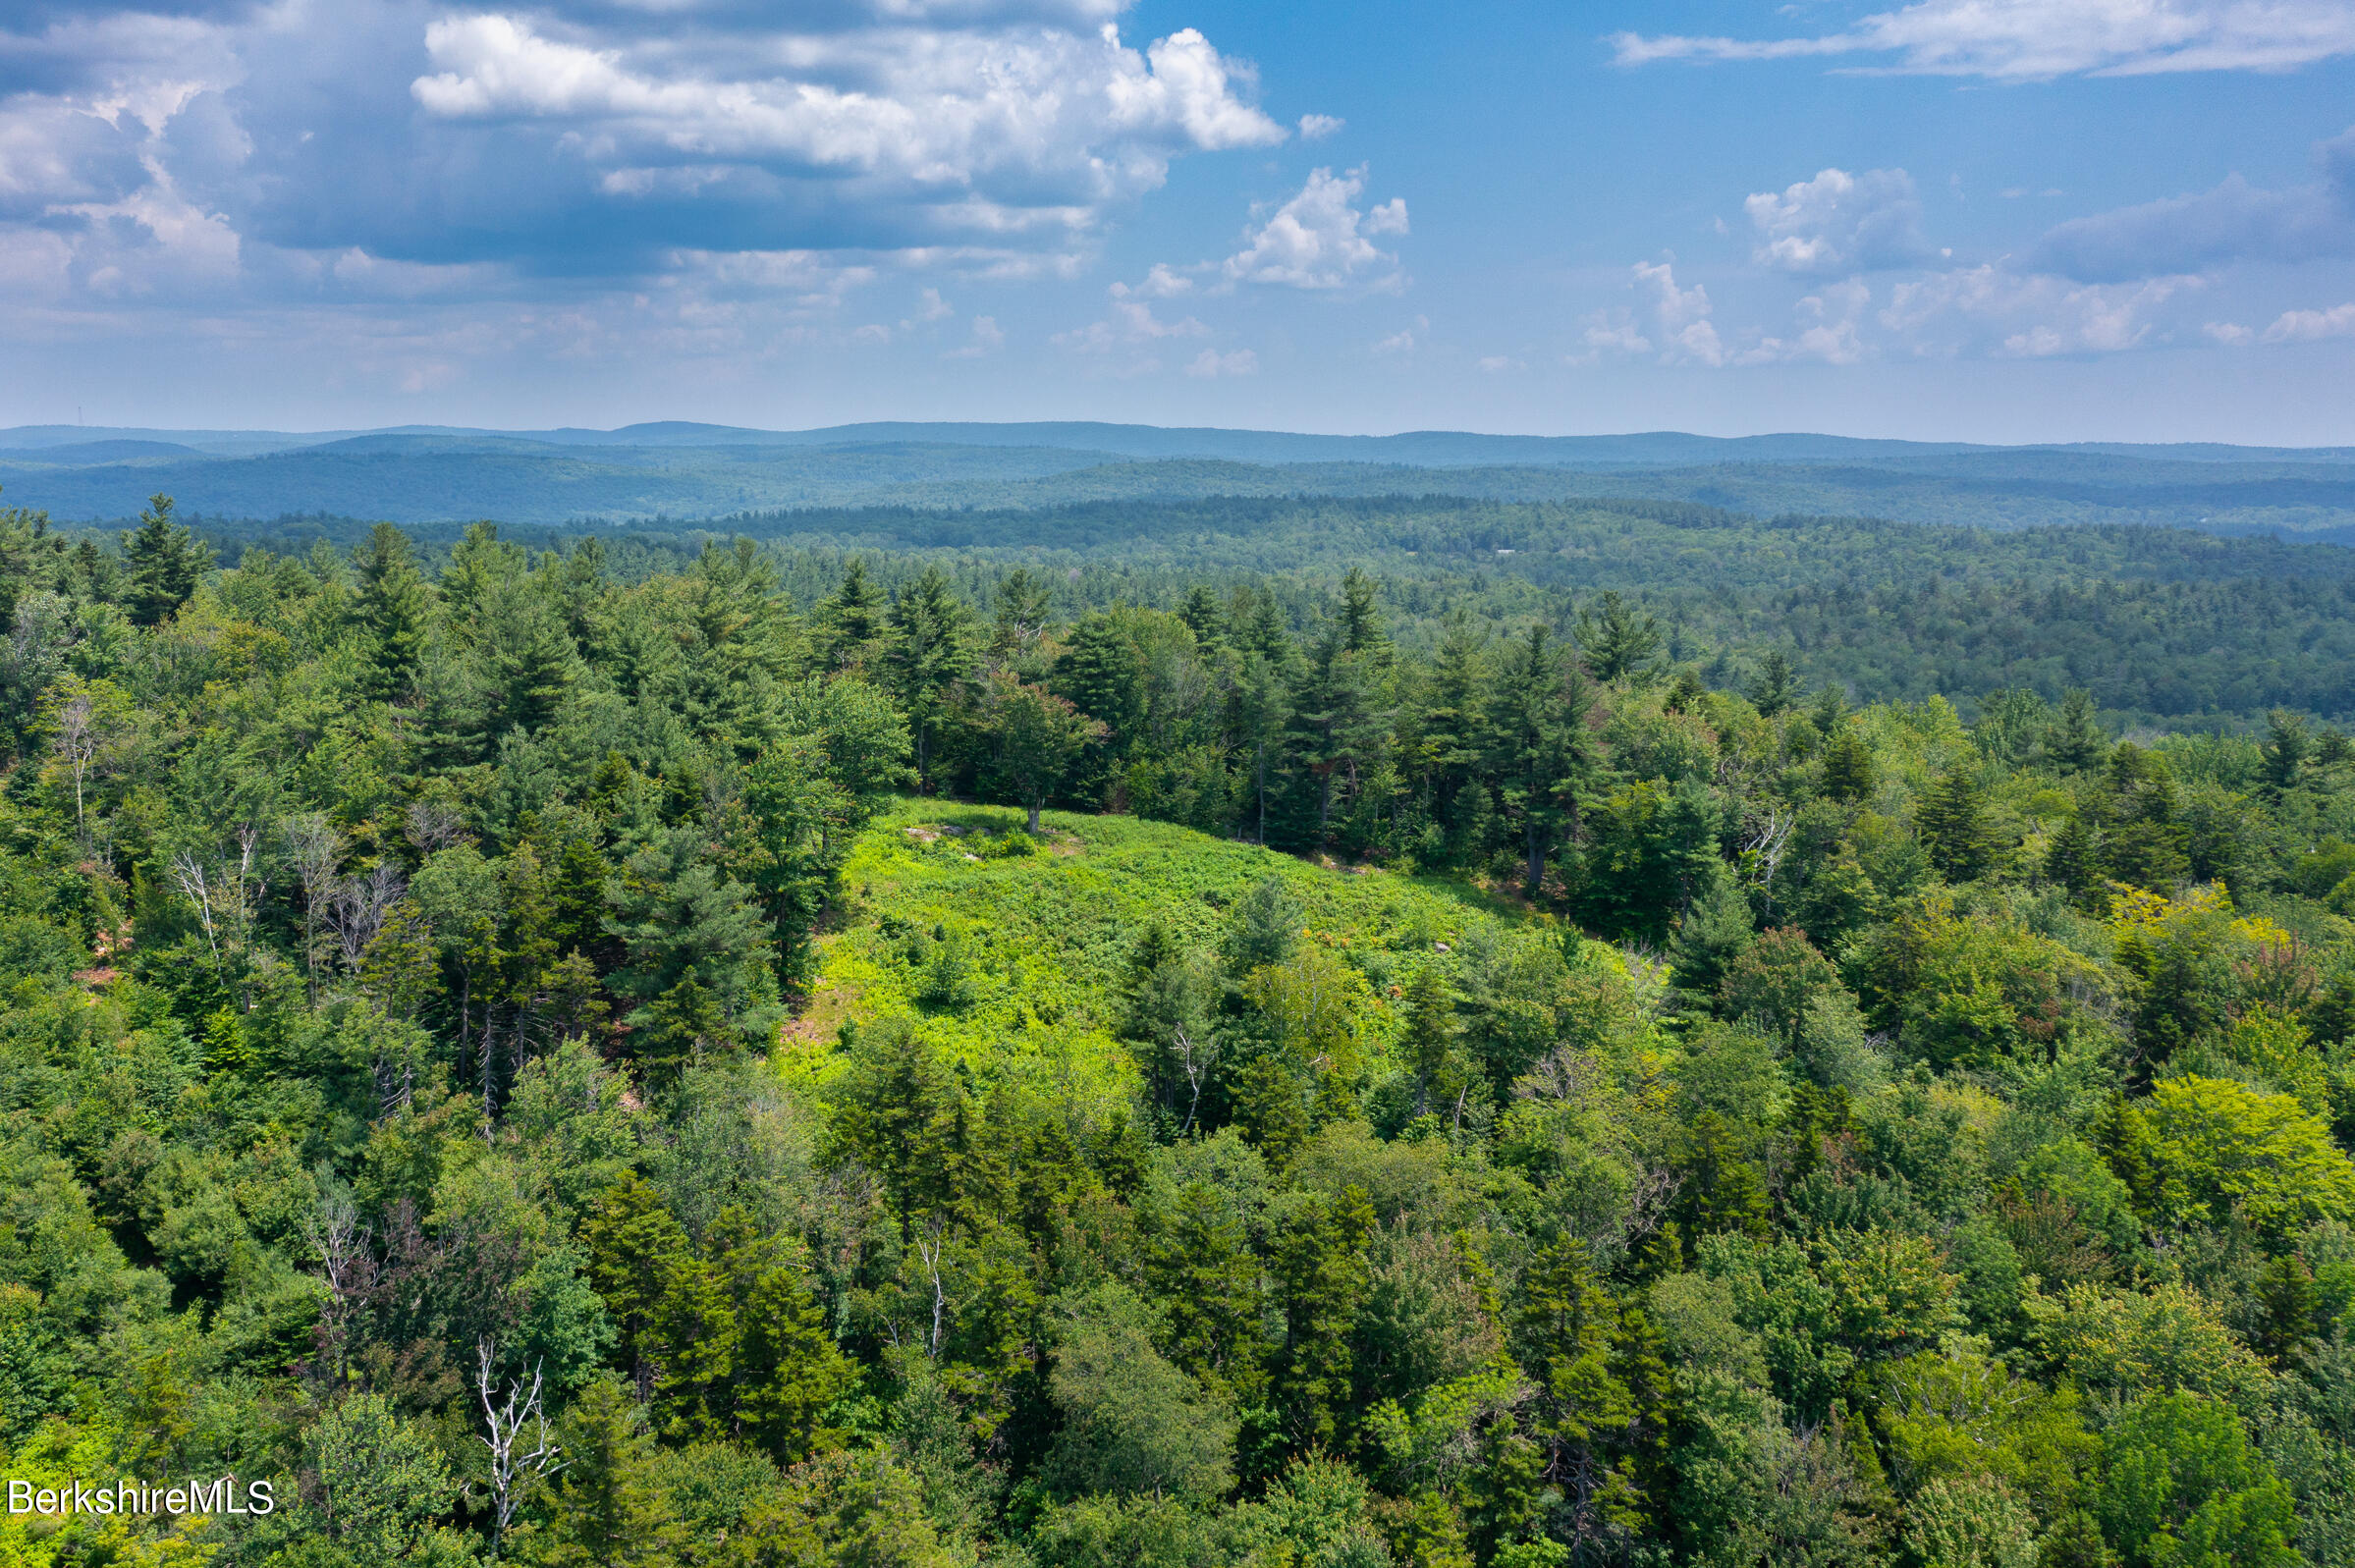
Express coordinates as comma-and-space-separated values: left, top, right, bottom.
1174, 1024, 1212, 1137
51, 691, 98, 841
325, 863, 407, 974
1616, 1164, 1684, 1250
407, 799, 467, 853
914, 1214, 950, 1359
305, 1197, 379, 1386
167, 829, 266, 996
1740, 805, 1797, 915
476, 1339, 565, 1557
283, 813, 341, 1002
169, 850, 221, 966
1514, 1043, 1610, 1105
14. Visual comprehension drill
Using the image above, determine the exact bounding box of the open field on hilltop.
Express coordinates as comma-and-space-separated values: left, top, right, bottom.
783, 798, 1619, 1100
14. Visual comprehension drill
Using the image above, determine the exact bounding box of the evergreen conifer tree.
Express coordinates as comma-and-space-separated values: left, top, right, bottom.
1745, 648, 1801, 716
518, 1378, 683, 1568
1483, 623, 1595, 895
819, 558, 888, 672
884, 565, 971, 790
121, 494, 210, 626
1821, 723, 1878, 804
1575, 590, 1662, 682
1268, 1183, 1373, 1450
354, 521, 432, 699
1917, 770, 1999, 883
2043, 688, 2109, 773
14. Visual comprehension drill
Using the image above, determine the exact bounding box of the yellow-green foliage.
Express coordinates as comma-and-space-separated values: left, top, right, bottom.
2029, 1280, 2273, 1408
2110, 1075, 2355, 1236
788, 798, 1591, 1103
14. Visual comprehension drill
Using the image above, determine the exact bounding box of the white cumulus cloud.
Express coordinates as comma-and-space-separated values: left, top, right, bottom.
1221, 165, 1407, 291
411, 13, 1287, 233
0, 0, 1318, 391
2262, 302, 2355, 342
1111, 263, 1195, 298
1734, 280, 1873, 364
1053, 285, 1209, 357
946, 313, 1006, 356
1631, 259, 1724, 365
1744, 168, 1931, 275
1569, 311, 1654, 363
1880, 265, 2191, 356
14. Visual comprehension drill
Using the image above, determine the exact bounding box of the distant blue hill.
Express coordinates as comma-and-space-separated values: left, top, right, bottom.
0, 440, 204, 463
3, 420, 2354, 539
9, 419, 2355, 468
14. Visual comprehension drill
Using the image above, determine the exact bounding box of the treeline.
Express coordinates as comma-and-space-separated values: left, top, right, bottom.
7, 499, 2355, 1565
135, 486, 2355, 728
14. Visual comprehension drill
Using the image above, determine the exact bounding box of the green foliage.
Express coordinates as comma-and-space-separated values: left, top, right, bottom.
2110, 1077, 2355, 1236
286, 1392, 475, 1567
13, 503, 2355, 1568
518, 1377, 685, 1568
978, 673, 1106, 832
2097, 1394, 2298, 1568
120, 494, 211, 627
1044, 1286, 1236, 1501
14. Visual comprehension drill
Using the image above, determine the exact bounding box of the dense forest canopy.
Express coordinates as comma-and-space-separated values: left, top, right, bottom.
7, 491, 2355, 1567
126, 490, 2355, 729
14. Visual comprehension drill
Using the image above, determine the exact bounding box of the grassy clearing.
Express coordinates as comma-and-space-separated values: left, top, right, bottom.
778, 797, 1550, 1102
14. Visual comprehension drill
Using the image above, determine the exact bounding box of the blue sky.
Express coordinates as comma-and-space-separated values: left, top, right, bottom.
2, 0, 2352, 442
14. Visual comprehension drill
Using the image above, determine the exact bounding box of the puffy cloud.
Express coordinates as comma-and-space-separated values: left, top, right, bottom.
1572, 253, 2218, 368
1111, 262, 1194, 298
1611, 0, 2355, 80
1880, 265, 2190, 356
1297, 112, 1342, 139
1569, 311, 1652, 363
403, 13, 1286, 251
1743, 168, 1930, 275
0, 0, 1292, 316
1107, 28, 1291, 151
2030, 125, 2355, 280
1221, 165, 1407, 291
1052, 284, 1208, 357
1631, 259, 1724, 365
1734, 280, 1873, 364
1114, 297, 1208, 341
1185, 347, 1255, 376
0, 96, 152, 218
2262, 301, 2355, 342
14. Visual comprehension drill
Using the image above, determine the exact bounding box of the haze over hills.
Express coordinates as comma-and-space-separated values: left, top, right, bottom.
5, 420, 2355, 540
11, 418, 2355, 463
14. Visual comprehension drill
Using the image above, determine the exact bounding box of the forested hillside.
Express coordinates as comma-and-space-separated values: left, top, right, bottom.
158, 491, 2355, 729
7, 423, 2355, 540
10, 495, 2355, 1567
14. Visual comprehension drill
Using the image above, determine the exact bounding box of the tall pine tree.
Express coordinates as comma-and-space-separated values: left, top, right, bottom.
121, 494, 210, 627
